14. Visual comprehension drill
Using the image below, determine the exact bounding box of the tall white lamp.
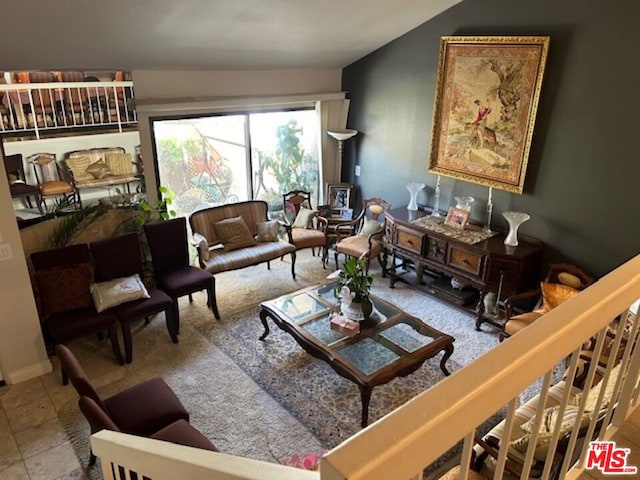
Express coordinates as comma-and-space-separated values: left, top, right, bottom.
327, 129, 358, 168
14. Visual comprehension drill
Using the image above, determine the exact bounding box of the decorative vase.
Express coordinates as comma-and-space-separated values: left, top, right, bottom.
503, 211, 530, 246
406, 182, 425, 211
483, 292, 497, 315
454, 196, 475, 212
339, 286, 369, 321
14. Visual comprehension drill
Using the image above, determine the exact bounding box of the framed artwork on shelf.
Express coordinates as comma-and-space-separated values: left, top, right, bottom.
444, 207, 470, 229
317, 204, 331, 218
428, 36, 550, 194
326, 183, 353, 217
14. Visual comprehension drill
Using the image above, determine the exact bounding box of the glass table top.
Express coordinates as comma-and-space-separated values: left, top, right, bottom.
271, 292, 330, 322
379, 319, 435, 353
336, 338, 400, 376
302, 315, 348, 346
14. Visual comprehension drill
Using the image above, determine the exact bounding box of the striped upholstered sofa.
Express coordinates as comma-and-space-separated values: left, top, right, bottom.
189, 200, 297, 281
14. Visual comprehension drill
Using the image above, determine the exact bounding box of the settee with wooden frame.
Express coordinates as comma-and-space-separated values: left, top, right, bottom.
63, 147, 141, 195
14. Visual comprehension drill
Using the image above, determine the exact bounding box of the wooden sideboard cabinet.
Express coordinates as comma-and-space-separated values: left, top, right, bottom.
384, 207, 544, 330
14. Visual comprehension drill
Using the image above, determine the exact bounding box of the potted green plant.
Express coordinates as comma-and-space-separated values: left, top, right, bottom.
334, 256, 374, 320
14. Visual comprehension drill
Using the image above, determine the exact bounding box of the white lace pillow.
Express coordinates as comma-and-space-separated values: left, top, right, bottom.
256, 220, 280, 242
91, 274, 150, 313
193, 232, 210, 261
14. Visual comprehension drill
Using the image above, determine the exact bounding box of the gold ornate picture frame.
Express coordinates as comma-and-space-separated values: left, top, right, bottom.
428, 36, 550, 193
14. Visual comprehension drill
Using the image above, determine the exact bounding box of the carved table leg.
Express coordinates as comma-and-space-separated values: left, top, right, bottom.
475, 290, 486, 331
359, 385, 373, 428
259, 310, 271, 340
440, 344, 454, 376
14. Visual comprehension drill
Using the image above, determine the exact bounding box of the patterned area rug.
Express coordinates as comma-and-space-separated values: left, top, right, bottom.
56, 249, 505, 477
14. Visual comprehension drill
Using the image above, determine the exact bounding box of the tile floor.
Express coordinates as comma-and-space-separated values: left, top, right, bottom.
1, 353, 639, 480
0, 352, 124, 480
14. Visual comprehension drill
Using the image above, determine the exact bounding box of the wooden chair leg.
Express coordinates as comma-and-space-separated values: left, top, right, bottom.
171, 300, 180, 339
165, 305, 179, 343
207, 277, 220, 320
188, 293, 193, 303
108, 324, 124, 365
121, 322, 133, 364
290, 252, 297, 280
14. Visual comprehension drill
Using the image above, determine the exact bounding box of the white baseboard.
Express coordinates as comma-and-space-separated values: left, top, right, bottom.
8, 360, 53, 384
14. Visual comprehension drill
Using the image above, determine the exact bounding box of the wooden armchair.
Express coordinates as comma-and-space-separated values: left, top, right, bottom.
281, 189, 328, 266
333, 197, 390, 274
500, 263, 594, 341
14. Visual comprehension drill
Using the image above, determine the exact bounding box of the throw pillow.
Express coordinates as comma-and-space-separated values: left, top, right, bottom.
292, 207, 316, 228
359, 218, 382, 237
86, 160, 113, 179
540, 282, 579, 313
90, 274, 150, 313
256, 220, 280, 242
105, 152, 134, 176
65, 156, 94, 183
192, 232, 210, 261
36, 263, 94, 315
511, 405, 591, 461
213, 216, 257, 251
557, 272, 583, 289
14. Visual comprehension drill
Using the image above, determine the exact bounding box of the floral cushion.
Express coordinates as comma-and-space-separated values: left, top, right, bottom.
540, 282, 579, 313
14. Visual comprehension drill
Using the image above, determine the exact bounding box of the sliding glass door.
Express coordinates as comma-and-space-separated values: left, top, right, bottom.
152, 109, 319, 219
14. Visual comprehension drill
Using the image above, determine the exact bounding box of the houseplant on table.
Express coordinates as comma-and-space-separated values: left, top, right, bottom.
334, 255, 374, 321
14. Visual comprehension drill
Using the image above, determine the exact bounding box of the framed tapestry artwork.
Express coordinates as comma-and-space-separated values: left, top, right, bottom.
326, 183, 353, 217
428, 36, 550, 194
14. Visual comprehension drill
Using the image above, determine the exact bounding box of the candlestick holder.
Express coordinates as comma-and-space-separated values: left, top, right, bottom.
483, 200, 494, 233
431, 181, 442, 217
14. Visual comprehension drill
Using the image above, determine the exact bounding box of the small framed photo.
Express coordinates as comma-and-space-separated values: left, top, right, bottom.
340, 207, 353, 220
444, 207, 470, 229
326, 183, 353, 217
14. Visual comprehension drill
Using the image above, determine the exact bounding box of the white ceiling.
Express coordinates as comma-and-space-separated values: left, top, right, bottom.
1, 0, 460, 71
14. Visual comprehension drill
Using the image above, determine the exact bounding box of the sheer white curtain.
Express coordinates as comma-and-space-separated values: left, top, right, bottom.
317, 98, 350, 203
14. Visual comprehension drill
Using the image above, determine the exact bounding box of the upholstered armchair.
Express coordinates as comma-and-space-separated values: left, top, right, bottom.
281, 189, 328, 266
28, 152, 81, 212
500, 263, 595, 341
333, 197, 391, 274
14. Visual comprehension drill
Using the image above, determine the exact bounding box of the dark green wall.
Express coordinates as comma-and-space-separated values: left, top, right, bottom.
342, 0, 639, 277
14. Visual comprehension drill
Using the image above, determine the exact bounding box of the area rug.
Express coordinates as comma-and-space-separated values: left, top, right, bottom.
57, 250, 505, 477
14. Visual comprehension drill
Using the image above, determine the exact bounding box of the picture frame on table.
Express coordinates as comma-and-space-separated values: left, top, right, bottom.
428, 36, 550, 194
326, 183, 353, 217
317, 204, 331, 218
340, 208, 353, 220
444, 207, 470, 229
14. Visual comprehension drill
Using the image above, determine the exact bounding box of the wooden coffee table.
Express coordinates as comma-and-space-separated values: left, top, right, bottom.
259, 281, 455, 427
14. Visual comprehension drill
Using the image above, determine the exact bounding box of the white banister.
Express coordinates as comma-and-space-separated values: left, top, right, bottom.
0, 81, 136, 138
91, 255, 640, 480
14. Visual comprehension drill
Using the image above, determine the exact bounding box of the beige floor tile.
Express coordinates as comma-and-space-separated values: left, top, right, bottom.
6, 396, 57, 433
55, 467, 93, 479
0, 435, 22, 471
0, 461, 30, 480
14, 417, 68, 458
0, 378, 47, 410
0, 409, 11, 439
40, 365, 67, 395
23, 441, 81, 480
49, 387, 78, 412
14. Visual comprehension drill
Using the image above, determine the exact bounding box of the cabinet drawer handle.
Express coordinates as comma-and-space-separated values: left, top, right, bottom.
461, 258, 470, 265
